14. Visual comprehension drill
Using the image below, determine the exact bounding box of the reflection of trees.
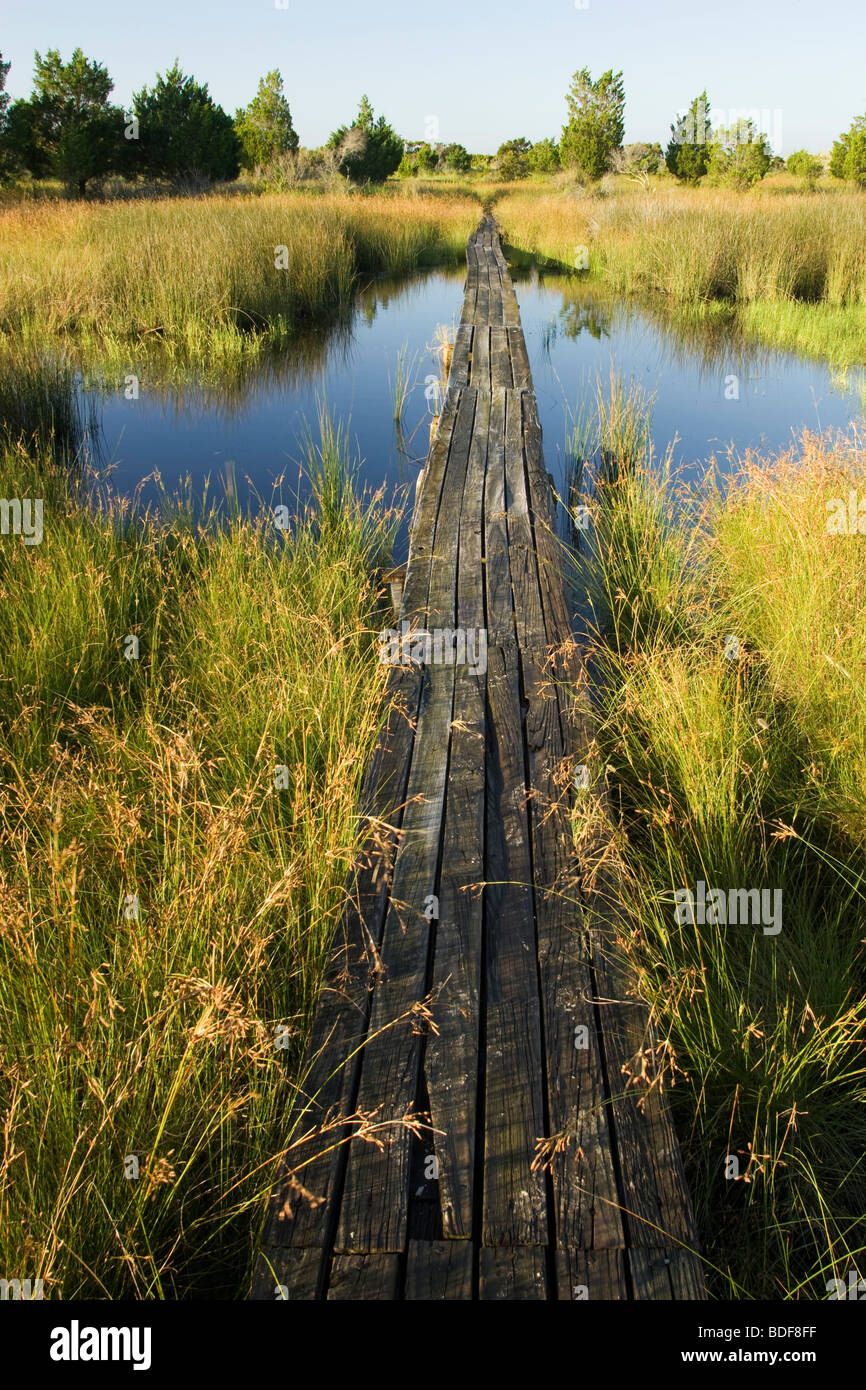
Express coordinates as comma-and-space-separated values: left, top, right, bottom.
551, 280, 782, 385
356, 267, 464, 317
559, 301, 610, 342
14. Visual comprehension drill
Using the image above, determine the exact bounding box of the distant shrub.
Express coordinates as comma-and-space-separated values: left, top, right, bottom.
707, 120, 771, 189
327, 94, 403, 184
786, 149, 823, 189
830, 116, 866, 186
495, 138, 531, 181
527, 138, 560, 174
442, 142, 471, 172
665, 91, 712, 183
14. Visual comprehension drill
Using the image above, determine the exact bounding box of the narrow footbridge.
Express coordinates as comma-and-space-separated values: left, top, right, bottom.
252, 215, 705, 1301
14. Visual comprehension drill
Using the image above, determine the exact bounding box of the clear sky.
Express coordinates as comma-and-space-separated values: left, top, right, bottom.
2, 0, 863, 154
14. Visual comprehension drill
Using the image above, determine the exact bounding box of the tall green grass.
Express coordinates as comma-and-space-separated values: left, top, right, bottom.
0, 192, 479, 371
496, 184, 866, 366
572, 379, 866, 1297
0, 382, 400, 1297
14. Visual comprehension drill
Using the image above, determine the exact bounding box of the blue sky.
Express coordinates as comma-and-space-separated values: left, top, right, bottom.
2, 0, 862, 154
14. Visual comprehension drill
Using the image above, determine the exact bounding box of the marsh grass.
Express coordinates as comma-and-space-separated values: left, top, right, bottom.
0, 351, 100, 466
570, 386, 866, 1296
388, 342, 419, 423
0, 397, 402, 1298
495, 185, 866, 366
0, 192, 480, 372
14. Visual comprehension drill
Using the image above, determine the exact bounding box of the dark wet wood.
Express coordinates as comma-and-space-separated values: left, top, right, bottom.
251, 214, 704, 1301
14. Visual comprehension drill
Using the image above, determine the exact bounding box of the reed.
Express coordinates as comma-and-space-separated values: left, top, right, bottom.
0, 191, 479, 369
570, 382, 866, 1297
495, 184, 866, 365
0, 399, 401, 1298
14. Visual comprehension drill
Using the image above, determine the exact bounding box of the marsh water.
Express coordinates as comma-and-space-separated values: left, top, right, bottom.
86, 264, 864, 561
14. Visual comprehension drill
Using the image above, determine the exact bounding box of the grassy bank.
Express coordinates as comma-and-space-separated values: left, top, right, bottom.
571, 386, 866, 1296
0, 375, 400, 1297
495, 185, 866, 367
0, 191, 479, 370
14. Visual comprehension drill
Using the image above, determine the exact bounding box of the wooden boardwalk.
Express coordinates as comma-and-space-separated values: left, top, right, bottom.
251, 215, 705, 1301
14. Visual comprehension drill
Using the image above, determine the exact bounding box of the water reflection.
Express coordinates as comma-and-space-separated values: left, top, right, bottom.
1, 264, 862, 563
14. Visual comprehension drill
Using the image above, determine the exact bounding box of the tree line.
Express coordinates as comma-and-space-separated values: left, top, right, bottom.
0, 49, 863, 195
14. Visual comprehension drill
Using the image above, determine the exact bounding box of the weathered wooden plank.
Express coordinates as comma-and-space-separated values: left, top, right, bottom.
487, 256, 504, 327
335, 662, 456, 1253
456, 388, 489, 635
523, 648, 625, 1251
507, 327, 532, 388
490, 326, 513, 388
405, 1240, 474, 1300
448, 323, 472, 389
482, 644, 547, 1246
483, 1001, 547, 1246
424, 664, 486, 1238
484, 644, 537, 1008
504, 388, 547, 650
461, 243, 479, 322
667, 1250, 708, 1300
406, 1068, 444, 1241
475, 250, 490, 325
250, 1248, 322, 1301
555, 1248, 628, 1300
582, 858, 703, 1257
471, 324, 490, 393
501, 278, 521, 329
483, 388, 512, 647
426, 387, 476, 630
630, 1247, 707, 1301
327, 1254, 401, 1300
479, 1247, 547, 1300
400, 388, 461, 628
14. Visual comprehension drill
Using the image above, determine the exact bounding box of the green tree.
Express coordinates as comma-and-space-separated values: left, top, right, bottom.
786, 149, 823, 189
133, 61, 241, 184
527, 137, 560, 173
830, 115, 866, 185
496, 137, 531, 180
414, 141, 439, 172
0, 53, 11, 180
707, 119, 771, 189
234, 70, 298, 171
327, 94, 403, 183
13, 48, 125, 194
665, 91, 712, 182
0, 52, 9, 129
560, 68, 625, 181
442, 141, 471, 172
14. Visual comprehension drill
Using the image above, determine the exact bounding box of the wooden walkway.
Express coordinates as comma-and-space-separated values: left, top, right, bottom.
251, 215, 705, 1301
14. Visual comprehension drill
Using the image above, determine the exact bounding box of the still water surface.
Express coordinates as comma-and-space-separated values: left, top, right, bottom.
92, 265, 864, 561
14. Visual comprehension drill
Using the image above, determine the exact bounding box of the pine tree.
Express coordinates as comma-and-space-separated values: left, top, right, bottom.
560, 68, 625, 181
235, 70, 298, 170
